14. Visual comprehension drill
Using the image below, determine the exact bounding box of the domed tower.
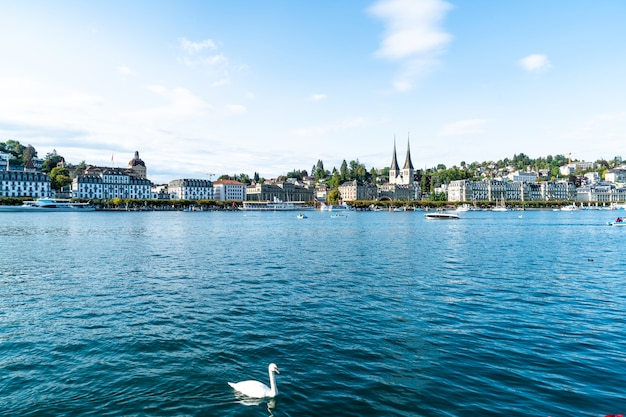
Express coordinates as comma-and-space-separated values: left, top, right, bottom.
128, 151, 147, 178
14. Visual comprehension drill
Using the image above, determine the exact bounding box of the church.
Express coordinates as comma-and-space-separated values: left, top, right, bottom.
379, 138, 421, 201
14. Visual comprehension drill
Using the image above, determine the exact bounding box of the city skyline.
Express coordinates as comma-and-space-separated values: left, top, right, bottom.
1, 1, 625, 184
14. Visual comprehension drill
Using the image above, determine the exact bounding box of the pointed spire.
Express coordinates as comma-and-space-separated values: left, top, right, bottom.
390, 135, 400, 171
403, 133, 414, 170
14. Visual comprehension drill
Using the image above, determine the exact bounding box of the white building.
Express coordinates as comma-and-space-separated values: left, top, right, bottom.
168, 179, 214, 200
0, 170, 51, 198
213, 179, 246, 201
604, 169, 626, 183
0, 152, 10, 171
72, 168, 152, 200
507, 170, 537, 183
447, 179, 576, 202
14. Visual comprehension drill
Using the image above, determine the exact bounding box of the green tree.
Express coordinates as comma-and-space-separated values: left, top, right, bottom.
42, 150, 65, 173
23, 144, 37, 165
327, 189, 340, 204
286, 169, 303, 180
0, 139, 27, 166
49, 166, 72, 190
339, 160, 349, 182
328, 170, 340, 188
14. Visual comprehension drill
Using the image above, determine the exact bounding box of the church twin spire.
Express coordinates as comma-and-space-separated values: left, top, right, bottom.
389, 134, 414, 185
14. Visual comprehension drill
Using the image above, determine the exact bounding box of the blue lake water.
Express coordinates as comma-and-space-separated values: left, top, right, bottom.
1, 209, 625, 416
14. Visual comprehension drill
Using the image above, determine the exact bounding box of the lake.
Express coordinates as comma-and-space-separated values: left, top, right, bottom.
1, 209, 625, 416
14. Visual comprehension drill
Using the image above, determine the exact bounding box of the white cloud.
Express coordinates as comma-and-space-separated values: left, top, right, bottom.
225, 104, 247, 114
293, 117, 376, 137
369, 0, 452, 91
117, 65, 136, 76
179, 37, 217, 54
310, 93, 328, 101
519, 54, 551, 73
440, 119, 489, 136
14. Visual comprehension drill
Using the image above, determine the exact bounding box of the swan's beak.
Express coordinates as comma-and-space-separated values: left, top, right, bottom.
275, 368, 280, 374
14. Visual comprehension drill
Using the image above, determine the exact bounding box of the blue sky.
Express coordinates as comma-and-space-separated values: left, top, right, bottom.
1, 0, 625, 183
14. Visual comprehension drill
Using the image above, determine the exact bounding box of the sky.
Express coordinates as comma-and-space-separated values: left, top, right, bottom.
1, 0, 625, 183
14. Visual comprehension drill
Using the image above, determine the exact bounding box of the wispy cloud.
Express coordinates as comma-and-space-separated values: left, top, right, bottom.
310, 93, 328, 102
293, 117, 384, 137
179, 38, 217, 54
225, 104, 247, 114
369, 0, 452, 92
440, 119, 489, 136
129, 84, 212, 127
117, 65, 136, 76
519, 54, 551, 73
178, 37, 232, 86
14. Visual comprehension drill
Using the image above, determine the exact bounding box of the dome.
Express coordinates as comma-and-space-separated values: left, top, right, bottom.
129, 151, 145, 167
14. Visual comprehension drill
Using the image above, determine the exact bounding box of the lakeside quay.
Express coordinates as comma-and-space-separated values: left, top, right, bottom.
2, 197, 624, 212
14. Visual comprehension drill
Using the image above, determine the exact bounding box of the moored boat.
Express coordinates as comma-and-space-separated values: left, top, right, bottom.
319, 202, 354, 212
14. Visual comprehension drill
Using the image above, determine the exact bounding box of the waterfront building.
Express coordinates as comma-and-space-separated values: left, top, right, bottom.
577, 183, 626, 203
151, 184, 172, 200
339, 180, 378, 201
315, 185, 329, 203
246, 181, 314, 202
168, 178, 213, 200
213, 179, 246, 201
448, 179, 577, 202
72, 168, 152, 200
0, 170, 51, 198
73, 174, 104, 200
540, 181, 577, 201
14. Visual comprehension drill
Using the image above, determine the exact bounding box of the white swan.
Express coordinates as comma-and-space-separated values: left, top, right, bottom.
228, 363, 280, 398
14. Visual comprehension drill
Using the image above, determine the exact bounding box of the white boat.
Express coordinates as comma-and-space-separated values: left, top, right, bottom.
492, 198, 508, 212
424, 211, 460, 220
319, 202, 354, 212
239, 198, 313, 211
560, 203, 579, 211
0, 198, 95, 212
296, 213, 307, 219
608, 217, 626, 226
455, 204, 472, 212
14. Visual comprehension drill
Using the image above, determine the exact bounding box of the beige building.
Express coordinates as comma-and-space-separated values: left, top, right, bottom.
213, 179, 246, 201
338, 180, 378, 201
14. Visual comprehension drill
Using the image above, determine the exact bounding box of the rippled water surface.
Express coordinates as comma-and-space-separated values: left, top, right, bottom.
1, 209, 625, 416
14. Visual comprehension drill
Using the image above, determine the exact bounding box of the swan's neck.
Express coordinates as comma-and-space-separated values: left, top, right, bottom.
268, 370, 278, 396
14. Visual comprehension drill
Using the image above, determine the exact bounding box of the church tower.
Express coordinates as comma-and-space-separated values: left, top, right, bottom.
389, 138, 400, 185
401, 138, 414, 185
389, 136, 414, 185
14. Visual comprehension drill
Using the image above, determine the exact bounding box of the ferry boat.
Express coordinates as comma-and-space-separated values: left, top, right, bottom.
239, 198, 313, 211
0, 198, 95, 212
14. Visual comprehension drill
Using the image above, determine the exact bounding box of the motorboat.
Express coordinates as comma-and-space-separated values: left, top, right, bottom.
424, 211, 460, 220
